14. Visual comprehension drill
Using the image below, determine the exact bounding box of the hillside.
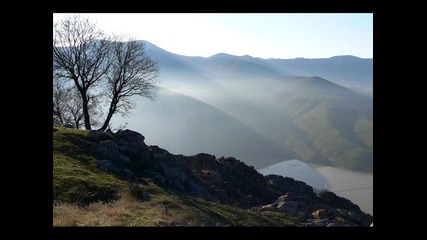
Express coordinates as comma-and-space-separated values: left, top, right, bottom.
53, 125, 372, 226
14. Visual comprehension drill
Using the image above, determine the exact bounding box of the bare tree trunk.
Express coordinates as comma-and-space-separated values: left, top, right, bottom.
100, 99, 117, 131
81, 92, 92, 130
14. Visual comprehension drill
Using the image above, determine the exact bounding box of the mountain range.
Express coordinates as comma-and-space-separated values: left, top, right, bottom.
113, 40, 373, 172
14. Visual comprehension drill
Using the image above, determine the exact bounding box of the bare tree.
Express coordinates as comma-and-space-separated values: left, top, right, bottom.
53, 15, 111, 130
53, 79, 102, 129
53, 80, 72, 125
99, 39, 159, 131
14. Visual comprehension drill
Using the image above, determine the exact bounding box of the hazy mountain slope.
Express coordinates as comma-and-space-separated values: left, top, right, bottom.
268, 76, 373, 171
139, 40, 373, 172
113, 88, 294, 169
143, 41, 222, 91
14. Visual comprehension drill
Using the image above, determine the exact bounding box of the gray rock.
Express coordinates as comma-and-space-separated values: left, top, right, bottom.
149, 145, 169, 154
64, 124, 74, 128
96, 140, 119, 161
116, 129, 145, 142
277, 199, 301, 213
143, 170, 171, 185
265, 175, 316, 199
312, 209, 328, 219
160, 162, 181, 179
96, 160, 117, 172
260, 204, 277, 211
87, 130, 113, 141
120, 168, 135, 180
306, 219, 330, 227
87, 130, 99, 141
115, 130, 148, 158
117, 144, 137, 156
326, 222, 342, 227
117, 154, 131, 164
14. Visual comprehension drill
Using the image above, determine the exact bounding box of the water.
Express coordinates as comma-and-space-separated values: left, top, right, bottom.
314, 166, 373, 215
258, 160, 373, 215
258, 160, 329, 190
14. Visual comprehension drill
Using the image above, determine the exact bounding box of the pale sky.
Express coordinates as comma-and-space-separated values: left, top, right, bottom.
53, 13, 373, 59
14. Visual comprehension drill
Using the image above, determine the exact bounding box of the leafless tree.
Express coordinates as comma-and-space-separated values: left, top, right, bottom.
53, 80, 72, 125
99, 39, 159, 131
53, 15, 111, 130
53, 79, 102, 129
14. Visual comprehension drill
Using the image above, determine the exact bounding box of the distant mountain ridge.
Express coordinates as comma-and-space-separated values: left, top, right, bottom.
144, 40, 373, 94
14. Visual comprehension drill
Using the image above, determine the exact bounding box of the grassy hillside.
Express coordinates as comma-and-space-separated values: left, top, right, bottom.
270, 77, 373, 171
53, 125, 302, 226
53, 127, 124, 205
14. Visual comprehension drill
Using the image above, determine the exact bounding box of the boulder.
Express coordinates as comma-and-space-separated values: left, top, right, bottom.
312, 209, 328, 219
116, 129, 145, 143
87, 130, 113, 142
120, 168, 135, 181
160, 162, 181, 179
116, 130, 148, 158
149, 145, 169, 154
96, 160, 117, 172
258, 192, 309, 215
117, 154, 131, 164
318, 190, 361, 212
306, 219, 330, 227
96, 140, 119, 161
265, 175, 316, 199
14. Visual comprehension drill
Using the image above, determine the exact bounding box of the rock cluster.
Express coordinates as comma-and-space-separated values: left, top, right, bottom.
85, 128, 373, 226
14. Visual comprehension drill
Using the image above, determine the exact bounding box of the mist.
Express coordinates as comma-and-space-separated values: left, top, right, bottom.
112, 40, 373, 172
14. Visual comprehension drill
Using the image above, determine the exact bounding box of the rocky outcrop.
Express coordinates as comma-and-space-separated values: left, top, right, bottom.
87, 130, 114, 141
317, 190, 361, 212
265, 175, 316, 199
85, 128, 373, 226
96, 140, 119, 161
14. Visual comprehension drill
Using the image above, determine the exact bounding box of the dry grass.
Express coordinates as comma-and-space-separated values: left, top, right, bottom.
53, 178, 301, 227
53, 199, 162, 226
54, 202, 126, 226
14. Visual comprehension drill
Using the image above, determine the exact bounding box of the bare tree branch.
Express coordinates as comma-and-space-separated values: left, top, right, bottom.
99, 38, 159, 131
53, 15, 111, 129
53, 79, 102, 129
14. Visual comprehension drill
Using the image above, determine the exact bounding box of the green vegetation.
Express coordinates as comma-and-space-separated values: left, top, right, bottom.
53, 125, 302, 226
53, 126, 124, 205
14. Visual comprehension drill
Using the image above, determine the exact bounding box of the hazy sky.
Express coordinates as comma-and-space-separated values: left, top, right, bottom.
53, 13, 373, 59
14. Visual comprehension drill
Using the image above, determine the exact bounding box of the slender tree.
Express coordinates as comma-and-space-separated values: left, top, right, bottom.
99, 39, 159, 131
53, 80, 71, 125
53, 79, 102, 129
53, 15, 111, 129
